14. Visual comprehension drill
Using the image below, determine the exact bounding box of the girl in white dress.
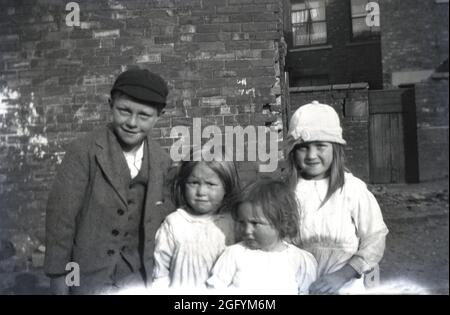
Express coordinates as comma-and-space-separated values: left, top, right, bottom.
207, 179, 318, 295
284, 101, 389, 294
151, 146, 240, 291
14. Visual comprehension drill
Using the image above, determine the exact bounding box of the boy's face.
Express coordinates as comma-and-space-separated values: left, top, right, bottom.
110, 95, 159, 151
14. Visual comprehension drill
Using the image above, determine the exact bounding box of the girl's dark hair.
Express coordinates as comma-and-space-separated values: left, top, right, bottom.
233, 179, 300, 239
287, 142, 346, 207
169, 145, 241, 213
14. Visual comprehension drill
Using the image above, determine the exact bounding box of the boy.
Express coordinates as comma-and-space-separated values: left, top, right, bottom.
44, 69, 174, 294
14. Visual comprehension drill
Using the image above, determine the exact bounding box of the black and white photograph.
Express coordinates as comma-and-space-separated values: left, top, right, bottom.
0, 0, 448, 300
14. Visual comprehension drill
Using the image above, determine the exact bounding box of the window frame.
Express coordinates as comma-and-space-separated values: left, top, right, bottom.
290, 0, 328, 47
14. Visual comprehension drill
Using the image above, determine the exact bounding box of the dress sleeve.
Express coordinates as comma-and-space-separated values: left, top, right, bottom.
152, 218, 176, 287
206, 246, 238, 290
348, 185, 389, 275
297, 251, 318, 295
44, 140, 90, 276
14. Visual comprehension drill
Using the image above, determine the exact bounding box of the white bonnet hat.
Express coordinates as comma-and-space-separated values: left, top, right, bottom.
285, 101, 346, 153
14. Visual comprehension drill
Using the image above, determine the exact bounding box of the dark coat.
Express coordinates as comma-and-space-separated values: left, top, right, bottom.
44, 124, 174, 291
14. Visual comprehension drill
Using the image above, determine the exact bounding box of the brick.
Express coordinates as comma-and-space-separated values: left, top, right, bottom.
179, 15, 204, 25
204, 16, 229, 24
75, 39, 101, 48
235, 49, 262, 60
178, 25, 196, 34
135, 53, 162, 64
225, 41, 251, 50
82, 75, 112, 86
250, 12, 278, 22
229, 14, 252, 23
231, 32, 250, 41
249, 31, 280, 41
193, 33, 220, 42
82, 56, 108, 66
214, 70, 237, 78
225, 60, 252, 69
196, 88, 221, 97
200, 96, 227, 107
197, 42, 225, 51
229, 0, 254, 4
242, 22, 277, 32
196, 24, 221, 34
92, 29, 120, 39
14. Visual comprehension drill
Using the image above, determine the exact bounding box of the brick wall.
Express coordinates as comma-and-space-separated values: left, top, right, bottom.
415, 77, 449, 181
381, 0, 449, 87
289, 85, 370, 182
0, 0, 284, 266
381, 0, 449, 181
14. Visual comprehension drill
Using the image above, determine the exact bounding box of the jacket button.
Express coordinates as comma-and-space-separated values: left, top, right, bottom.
111, 229, 119, 236
107, 249, 115, 256
117, 209, 124, 216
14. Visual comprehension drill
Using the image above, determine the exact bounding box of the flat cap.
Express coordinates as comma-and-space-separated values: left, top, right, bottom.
111, 69, 168, 105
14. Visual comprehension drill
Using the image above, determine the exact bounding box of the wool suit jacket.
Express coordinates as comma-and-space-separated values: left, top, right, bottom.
44, 124, 174, 288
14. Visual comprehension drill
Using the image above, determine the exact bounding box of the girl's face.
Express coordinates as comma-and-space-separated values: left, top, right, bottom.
294, 141, 333, 180
185, 163, 226, 216
237, 202, 281, 251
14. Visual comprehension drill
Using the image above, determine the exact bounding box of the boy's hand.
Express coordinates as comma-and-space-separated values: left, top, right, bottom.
50, 276, 70, 295
309, 265, 358, 294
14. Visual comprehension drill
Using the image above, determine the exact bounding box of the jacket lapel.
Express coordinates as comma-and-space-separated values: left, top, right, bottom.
95, 125, 130, 206
145, 138, 165, 206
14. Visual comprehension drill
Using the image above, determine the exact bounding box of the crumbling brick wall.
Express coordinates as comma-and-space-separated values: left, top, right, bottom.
0, 0, 284, 269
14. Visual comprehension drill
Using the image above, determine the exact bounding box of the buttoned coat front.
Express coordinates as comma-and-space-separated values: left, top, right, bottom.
44, 124, 174, 292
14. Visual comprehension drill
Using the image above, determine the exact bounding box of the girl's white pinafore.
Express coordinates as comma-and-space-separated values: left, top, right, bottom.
152, 208, 235, 290
295, 173, 389, 294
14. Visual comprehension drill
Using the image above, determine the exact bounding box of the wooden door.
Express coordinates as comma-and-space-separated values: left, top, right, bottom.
368, 89, 418, 183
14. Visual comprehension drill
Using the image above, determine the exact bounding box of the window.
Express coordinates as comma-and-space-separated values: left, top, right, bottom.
351, 0, 380, 40
291, 0, 327, 46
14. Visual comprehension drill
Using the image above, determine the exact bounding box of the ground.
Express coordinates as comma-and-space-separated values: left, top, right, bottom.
0, 179, 448, 295
372, 178, 449, 294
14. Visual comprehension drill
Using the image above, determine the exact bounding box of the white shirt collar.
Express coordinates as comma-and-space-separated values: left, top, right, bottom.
123, 141, 144, 179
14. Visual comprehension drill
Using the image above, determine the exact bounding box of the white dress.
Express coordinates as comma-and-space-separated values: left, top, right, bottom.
152, 208, 235, 290
294, 172, 389, 294
206, 242, 318, 295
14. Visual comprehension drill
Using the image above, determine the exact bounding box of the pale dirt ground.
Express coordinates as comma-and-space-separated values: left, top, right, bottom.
0, 178, 448, 295
372, 178, 449, 295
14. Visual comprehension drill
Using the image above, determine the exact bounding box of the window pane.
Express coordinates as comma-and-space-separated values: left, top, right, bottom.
291, 0, 327, 46
292, 2, 306, 11
351, 0, 368, 16
292, 10, 310, 24
372, 25, 380, 35
352, 17, 369, 37
308, 0, 323, 9
310, 22, 327, 44
293, 25, 310, 46
310, 7, 325, 21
